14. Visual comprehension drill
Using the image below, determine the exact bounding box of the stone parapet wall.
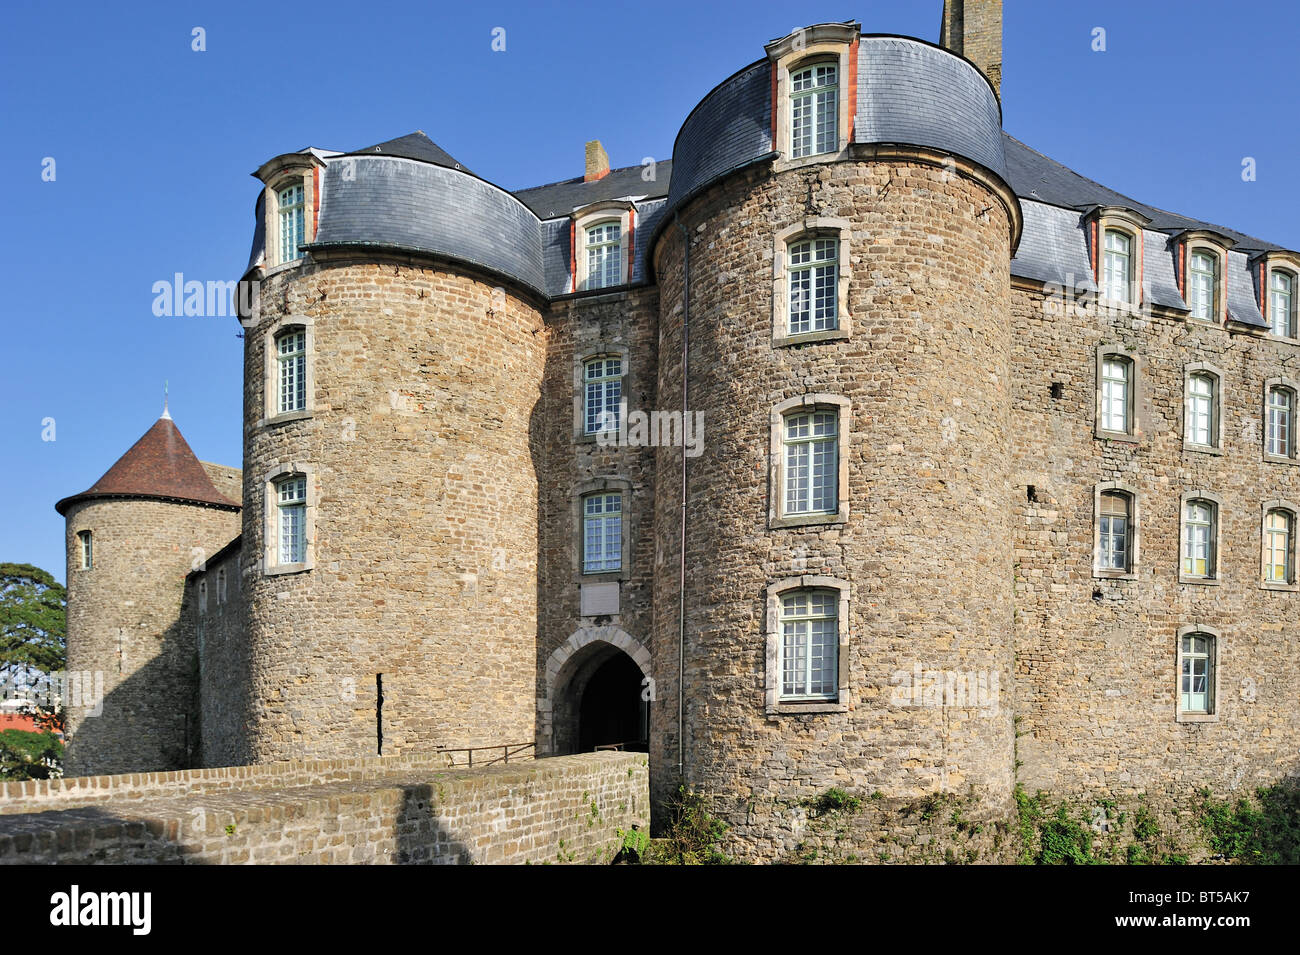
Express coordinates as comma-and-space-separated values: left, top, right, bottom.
0, 753, 647, 865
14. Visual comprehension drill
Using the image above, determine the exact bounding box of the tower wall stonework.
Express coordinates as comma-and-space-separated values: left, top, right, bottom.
239, 259, 546, 761
651, 158, 1016, 860
63, 499, 240, 776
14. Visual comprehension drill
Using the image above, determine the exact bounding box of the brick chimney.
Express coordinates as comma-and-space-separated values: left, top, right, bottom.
940, 0, 1002, 101
584, 140, 610, 182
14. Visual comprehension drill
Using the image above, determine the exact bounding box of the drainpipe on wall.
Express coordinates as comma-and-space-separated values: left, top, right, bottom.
674, 213, 690, 780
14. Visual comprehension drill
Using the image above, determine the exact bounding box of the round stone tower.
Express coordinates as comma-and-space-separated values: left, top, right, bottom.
649, 30, 1022, 859
235, 138, 548, 761
55, 412, 241, 776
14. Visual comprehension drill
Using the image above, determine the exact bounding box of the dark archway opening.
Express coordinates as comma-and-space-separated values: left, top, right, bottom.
577, 652, 648, 753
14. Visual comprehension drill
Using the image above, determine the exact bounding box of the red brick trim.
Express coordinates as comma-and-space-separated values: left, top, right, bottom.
312, 166, 321, 238
626, 207, 636, 280
570, 220, 577, 293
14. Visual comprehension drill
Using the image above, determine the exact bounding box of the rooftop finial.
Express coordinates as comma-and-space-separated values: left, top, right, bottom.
161, 380, 171, 420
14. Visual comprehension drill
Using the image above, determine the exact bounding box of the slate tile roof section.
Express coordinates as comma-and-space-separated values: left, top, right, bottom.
1010, 200, 1094, 290
514, 162, 673, 220
856, 36, 1006, 181
55, 417, 240, 515
347, 131, 471, 174
311, 156, 546, 297
540, 218, 572, 297
246, 191, 265, 274
1227, 250, 1268, 328
1143, 231, 1186, 311
1002, 133, 1282, 254
665, 61, 774, 213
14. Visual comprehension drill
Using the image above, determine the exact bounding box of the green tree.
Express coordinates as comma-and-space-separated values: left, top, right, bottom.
0, 562, 66, 684
0, 729, 63, 780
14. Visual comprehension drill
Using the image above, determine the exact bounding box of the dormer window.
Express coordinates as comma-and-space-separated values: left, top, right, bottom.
277, 182, 306, 264
1102, 229, 1132, 304
790, 62, 838, 159
1188, 250, 1218, 321
765, 22, 857, 169
1271, 270, 1296, 339
571, 204, 633, 292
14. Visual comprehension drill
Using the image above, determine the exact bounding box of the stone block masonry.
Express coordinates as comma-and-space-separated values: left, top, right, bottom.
0, 753, 647, 865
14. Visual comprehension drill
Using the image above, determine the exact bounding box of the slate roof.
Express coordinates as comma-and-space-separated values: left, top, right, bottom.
514, 162, 672, 220
1002, 133, 1282, 253
346, 131, 471, 174
55, 416, 240, 515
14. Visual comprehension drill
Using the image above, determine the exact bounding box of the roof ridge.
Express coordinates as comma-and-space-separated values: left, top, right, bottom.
512, 158, 673, 196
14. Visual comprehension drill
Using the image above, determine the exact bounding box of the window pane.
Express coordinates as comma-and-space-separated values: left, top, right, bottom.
583, 493, 622, 573
1101, 358, 1130, 432
1186, 374, 1213, 445
1103, 231, 1131, 303
790, 64, 837, 158
780, 588, 838, 698
783, 411, 837, 515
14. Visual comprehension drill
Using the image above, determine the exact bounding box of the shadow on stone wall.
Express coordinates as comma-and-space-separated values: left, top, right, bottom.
65, 616, 198, 778
0, 804, 207, 864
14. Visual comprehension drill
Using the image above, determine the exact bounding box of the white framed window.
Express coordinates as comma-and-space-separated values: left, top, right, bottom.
1188, 250, 1218, 321
77, 530, 93, 570
1271, 270, 1296, 339
1267, 385, 1294, 459
1178, 631, 1215, 717
583, 357, 623, 434
1181, 498, 1217, 580
1264, 507, 1294, 585
1185, 372, 1215, 447
764, 575, 850, 714
1098, 491, 1132, 573
790, 62, 838, 159
770, 395, 849, 528
788, 237, 838, 335
1103, 229, 1132, 304
582, 492, 622, 574
276, 329, 307, 415
277, 182, 306, 265
779, 589, 838, 700
276, 475, 307, 565
783, 410, 838, 516
261, 315, 315, 425
585, 221, 622, 291
1100, 356, 1132, 434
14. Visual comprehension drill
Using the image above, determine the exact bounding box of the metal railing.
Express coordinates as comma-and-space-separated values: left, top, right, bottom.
433, 741, 535, 768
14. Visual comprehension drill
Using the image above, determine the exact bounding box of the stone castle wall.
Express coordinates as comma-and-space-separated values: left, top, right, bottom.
63, 498, 240, 776
534, 287, 661, 755
650, 157, 1016, 861
238, 259, 547, 762
191, 541, 250, 767
0, 752, 648, 865
1010, 283, 1300, 796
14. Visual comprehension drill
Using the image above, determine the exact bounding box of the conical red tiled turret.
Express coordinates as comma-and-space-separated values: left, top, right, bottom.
55, 415, 238, 515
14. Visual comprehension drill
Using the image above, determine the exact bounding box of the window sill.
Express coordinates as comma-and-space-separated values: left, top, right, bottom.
576, 429, 622, 446
264, 561, 311, 577
1177, 575, 1220, 587
773, 147, 849, 174
581, 570, 626, 583
1263, 453, 1298, 466
1094, 430, 1140, 444
1183, 442, 1223, 456
1266, 333, 1300, 345
1093, 569, 1137, 581
774, 328, 850, 348
263, 258, 306, 278
1176, 712, 1219, 724
770, 509, 848, 530
767, 700, 847, 716
1260, 580, 1299, 593
259, 409, 313, 429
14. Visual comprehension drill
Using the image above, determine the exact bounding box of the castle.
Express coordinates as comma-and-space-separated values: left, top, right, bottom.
55, 3, 1300, 861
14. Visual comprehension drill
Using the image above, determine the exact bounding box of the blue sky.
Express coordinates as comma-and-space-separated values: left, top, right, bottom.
2, 0, 1297, 583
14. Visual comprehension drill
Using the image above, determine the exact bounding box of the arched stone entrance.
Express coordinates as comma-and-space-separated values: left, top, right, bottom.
540, 627, 651, 756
